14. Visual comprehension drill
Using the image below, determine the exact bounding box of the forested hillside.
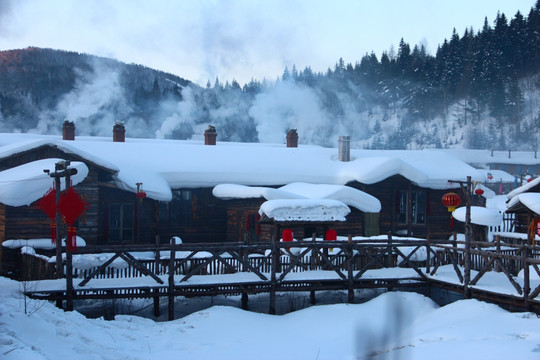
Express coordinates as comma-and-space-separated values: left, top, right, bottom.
1, 1, 540, 150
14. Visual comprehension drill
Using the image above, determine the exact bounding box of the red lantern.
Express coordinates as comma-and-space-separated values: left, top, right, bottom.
442, 192, 461, 212
282, 228, 293, 242
475, 188, 484, 196
136, 191, 147, 199
325, 229, 337, 241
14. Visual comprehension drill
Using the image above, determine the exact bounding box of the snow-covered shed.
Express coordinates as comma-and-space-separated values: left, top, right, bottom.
0, 126, 484, 258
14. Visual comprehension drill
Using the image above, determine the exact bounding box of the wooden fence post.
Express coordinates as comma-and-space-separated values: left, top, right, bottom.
387, 232, 393, 267
495, 235, 501, 272
153, 235, 161, 317
168, 243, 176, 321
426, 233, 431, 274
310, 233, 316, 304
347, 235, 354, 303
522, 243, 530, 311
65, 250, 73, 311
463, 176, 472, 299
269, 234, 277, 315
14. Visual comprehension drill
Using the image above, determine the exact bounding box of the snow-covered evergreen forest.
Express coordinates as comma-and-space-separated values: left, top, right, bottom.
1, 2, 540, 150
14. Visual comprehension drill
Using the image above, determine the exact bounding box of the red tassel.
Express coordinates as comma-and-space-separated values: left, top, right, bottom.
50, 223, 56, 244
67, 227, 77, 252
450, 216, 454, 228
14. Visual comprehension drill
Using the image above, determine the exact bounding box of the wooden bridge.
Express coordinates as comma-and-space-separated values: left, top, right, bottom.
22, 235, 540, 320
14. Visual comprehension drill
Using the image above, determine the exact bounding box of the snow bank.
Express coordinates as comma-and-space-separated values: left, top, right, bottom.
1, 274, 539, 360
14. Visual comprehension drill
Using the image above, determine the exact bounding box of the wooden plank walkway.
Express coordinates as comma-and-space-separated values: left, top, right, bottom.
22, 236, 540, 318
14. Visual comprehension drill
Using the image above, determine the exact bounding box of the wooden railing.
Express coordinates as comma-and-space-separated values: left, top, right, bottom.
26, 234, 540, 317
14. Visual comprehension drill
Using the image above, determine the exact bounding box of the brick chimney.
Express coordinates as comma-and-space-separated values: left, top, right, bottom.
62, 120, 75, 141
113, 122, 126, 142
338, 136, 350, 162
204, 125, 217, 145
286, 129, 298, 148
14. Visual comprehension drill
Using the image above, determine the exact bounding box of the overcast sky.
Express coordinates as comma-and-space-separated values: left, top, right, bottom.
0, 0, 536, 86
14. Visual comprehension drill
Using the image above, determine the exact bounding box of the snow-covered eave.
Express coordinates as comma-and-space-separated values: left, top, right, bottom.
506, 193, 540, 216
0, 139, 119, 174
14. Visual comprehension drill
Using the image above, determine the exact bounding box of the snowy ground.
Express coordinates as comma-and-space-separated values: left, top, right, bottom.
1, 276, 540, 360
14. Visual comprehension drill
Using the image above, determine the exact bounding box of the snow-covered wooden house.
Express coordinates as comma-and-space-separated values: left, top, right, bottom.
0, 123, 485, 274
506, 177, 540, 238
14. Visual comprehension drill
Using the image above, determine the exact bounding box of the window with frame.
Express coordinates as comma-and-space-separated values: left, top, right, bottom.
158, 190, 193, 226
397, 190, 426, 225
109, 203, 134, 242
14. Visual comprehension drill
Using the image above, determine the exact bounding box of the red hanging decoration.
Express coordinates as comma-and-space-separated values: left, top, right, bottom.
256, 213, 261, 236
442, 192, 461, 228
67, 226, 77, 252
282, 228, 293, 242
475, 188, 484, 196
37, 187, 57, 244
325, 229, 337, 241
57, 187, 90, 226
50, 223, 57, 244
36, 187, 57, 219
57, 187, 89, 252
441, 192, 461, 212
136, 190, 147, 199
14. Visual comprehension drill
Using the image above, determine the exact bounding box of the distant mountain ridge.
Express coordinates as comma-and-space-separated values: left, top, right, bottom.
0, 47, 189, 135
0, 36, 539, 151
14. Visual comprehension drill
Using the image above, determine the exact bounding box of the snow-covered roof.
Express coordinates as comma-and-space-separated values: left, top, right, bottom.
507, 176, 540, 199
452, 206, 503, 227
259, 199, 350, 222
506, 193, 540, 216
213, 182, 381, 213
0, 133, 483, 202
0, 158, 89, 206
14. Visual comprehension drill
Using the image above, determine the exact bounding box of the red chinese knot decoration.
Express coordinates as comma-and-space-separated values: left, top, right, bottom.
57, 187, 90, 251
36, 187, 56, 220
36, 188, 57, 244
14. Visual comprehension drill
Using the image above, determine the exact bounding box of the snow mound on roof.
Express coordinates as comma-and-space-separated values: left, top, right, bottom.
0, 159, 89, 207
452, 206, 503, 226
214, 182, 381, 213
259, 199, 350, 222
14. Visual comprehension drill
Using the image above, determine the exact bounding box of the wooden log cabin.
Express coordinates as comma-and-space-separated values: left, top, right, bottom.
0, 123, 484, 276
